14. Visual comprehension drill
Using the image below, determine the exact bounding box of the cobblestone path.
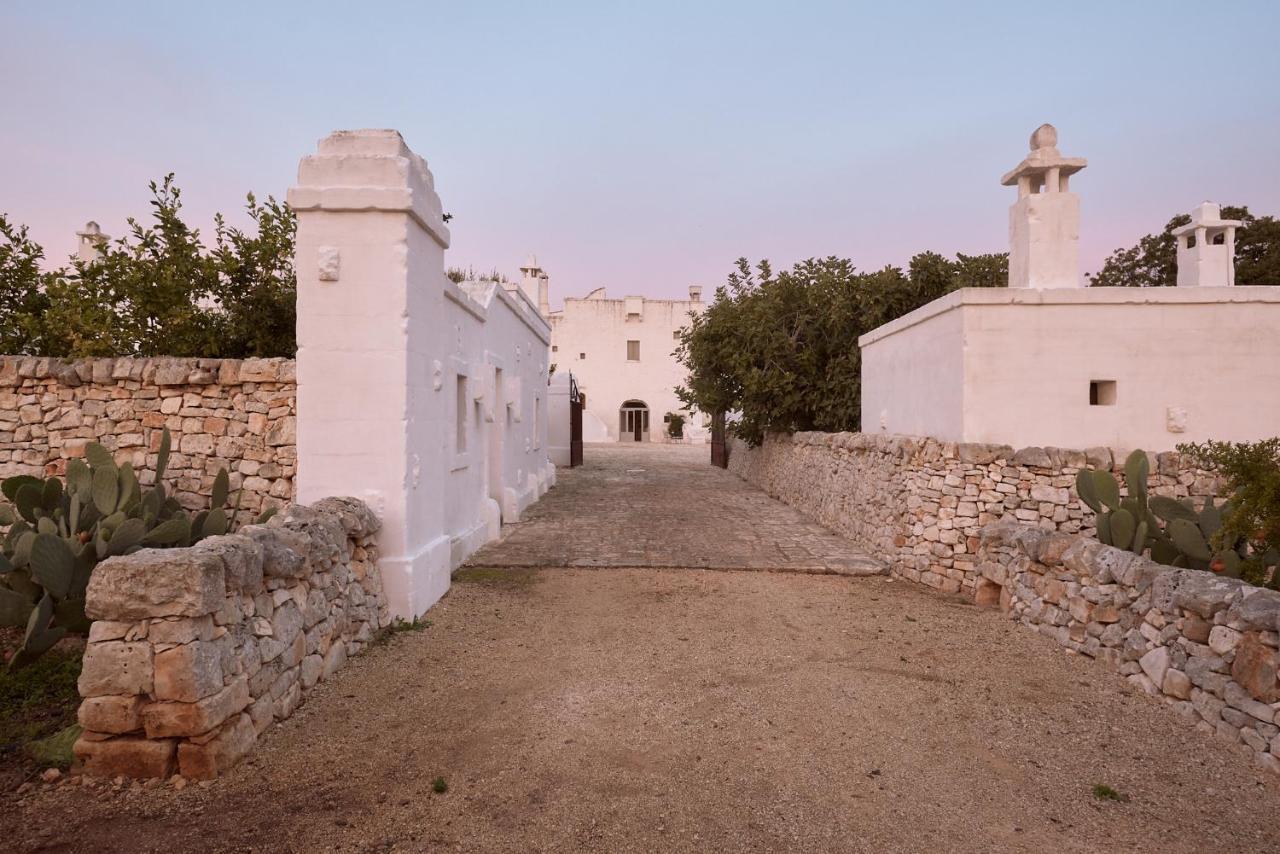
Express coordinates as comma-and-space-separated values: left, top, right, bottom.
467, 443, 885, 574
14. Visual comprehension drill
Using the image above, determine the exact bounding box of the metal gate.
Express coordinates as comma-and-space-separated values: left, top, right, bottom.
569, 375, 583, 467
710, 411, 728, 468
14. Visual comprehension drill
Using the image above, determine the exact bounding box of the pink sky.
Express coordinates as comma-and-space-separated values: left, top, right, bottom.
4, 2, 1278, 308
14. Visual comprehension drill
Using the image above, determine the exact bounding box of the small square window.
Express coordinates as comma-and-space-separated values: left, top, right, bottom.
552, 345, 558, 352
1089, 380, 1116, 406
672, 330, 680, 340
627, 340, 640, 361
579, 352, 586, 360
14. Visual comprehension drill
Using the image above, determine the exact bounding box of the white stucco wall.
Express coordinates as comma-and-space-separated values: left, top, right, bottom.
290, 129, 552, 620
859, 286, 1280, 452
549, 290, 707, 442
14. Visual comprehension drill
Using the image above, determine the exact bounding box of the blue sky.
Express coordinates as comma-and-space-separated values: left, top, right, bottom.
3, 1, 1278, 302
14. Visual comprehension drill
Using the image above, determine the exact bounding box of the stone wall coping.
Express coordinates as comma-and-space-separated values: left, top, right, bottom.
857, 285, 1280, 348
0, 355, 295, 388
980, 520, 1280, 631
768, 429, 1187, 473
86, 496, 378, 622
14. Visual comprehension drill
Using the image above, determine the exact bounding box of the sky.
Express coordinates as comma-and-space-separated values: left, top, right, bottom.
3, 1, 1279, 306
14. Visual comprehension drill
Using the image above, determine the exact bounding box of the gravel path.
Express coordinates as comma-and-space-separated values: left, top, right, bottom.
5, 568, 1278, 852
4, 445, 1278, 851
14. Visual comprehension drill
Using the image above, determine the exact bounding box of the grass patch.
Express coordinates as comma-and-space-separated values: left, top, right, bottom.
0, 649, 83, 771
371, 616, 432, 648
432, 776, 448, 794
452, 567, 540, 588
1092, 783, 1127, 802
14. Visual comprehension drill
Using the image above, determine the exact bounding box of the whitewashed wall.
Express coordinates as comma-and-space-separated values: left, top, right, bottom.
289, 129, 552, 620
860, 286, 1280, 452
549, 289, 708, 442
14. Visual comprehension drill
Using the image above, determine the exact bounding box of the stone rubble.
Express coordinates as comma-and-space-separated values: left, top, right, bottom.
0, 356, 296, 515
72, 497, 389, 780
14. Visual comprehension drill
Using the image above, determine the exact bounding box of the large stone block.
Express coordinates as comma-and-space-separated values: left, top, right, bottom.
78, 695, 147, 734
78, 641, 153, 697
74, 735, 176, 779
87, 549, 225, 620
142, 676, 250, 738
239, 525, 307, 578
192, 534, 265, 595
177, 713, 257, 780
154, 640, 224, 702
1231, 633, 1279, 704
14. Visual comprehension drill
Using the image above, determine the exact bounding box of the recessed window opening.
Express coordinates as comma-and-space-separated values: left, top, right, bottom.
1186, 235, 1196, 249
456, 376, 468, 451
1211, 232, 1226, 245
1089, 380, 1117, 406
627, 340, 640, 361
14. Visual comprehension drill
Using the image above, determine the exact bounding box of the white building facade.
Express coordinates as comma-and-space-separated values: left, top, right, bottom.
859, 124, 1280, 453
289, 129, 554, 620
542, 272, 708, 443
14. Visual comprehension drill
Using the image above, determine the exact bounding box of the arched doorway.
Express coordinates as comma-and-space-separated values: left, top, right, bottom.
618, 400, 650, 442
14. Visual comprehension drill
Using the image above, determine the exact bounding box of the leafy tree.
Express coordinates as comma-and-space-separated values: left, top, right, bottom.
0, 176, 297, 358
1089, 206, 1280, 287
677, 251, 1006, 445
0, 215, 53, 355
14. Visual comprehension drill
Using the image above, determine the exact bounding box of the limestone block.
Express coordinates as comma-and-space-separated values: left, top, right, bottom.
74, 735, 176, 779
1231, 633, 1279, 703
148, 614, 215, 645
1209, 626, 1243, 656
178, 713, 257, 781
87, 549, 225, 620
142, 677, 250, 738
1163, 668, 1193, 700
192, 534, 265, 595
78, 641, 153, 697
271, 600, 304, 645
239, 525, 307, 578
154, 640, 224, 702
78, 695, 147, 734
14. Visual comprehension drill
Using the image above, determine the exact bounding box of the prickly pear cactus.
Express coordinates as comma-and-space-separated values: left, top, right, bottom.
0, 427, 266, 669
1074, 450, 1153, 556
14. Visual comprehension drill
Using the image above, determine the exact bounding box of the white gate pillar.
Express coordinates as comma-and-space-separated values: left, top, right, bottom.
288, 129, 453, 618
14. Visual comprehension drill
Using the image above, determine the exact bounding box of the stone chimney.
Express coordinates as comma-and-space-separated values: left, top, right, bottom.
76, 221, 109, 263
1173, 202, 1242, 287
1001, 124, 1087, 288
519, 254, 550, 316
688, 285, 703, 302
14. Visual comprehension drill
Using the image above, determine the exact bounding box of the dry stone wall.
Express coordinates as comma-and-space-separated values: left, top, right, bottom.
0, 356, 296, 516
72, 497, 389, 780
729, 431, 1221, 596
977, 521, 1280, 774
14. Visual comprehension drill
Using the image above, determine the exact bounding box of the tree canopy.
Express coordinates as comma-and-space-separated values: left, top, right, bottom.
675, 251, 1006, 445
0, 176, 296, 359
1089, 205, 1280, 288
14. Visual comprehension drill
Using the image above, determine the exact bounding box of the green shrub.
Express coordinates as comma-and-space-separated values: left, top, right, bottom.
1, 175, 296, 358
1178, 438, 1280, 587
676, 252, 1005, 445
